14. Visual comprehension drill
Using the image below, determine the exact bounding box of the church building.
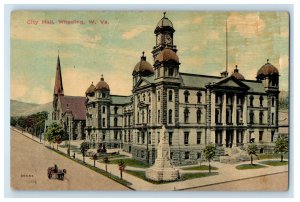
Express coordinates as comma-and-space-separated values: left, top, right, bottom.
84, 13, 279, 165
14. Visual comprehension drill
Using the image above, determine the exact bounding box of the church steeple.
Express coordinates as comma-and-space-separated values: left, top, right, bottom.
54, 51, 64, 96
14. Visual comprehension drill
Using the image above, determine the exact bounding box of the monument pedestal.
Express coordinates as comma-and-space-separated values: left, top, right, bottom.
145, 126, 179, 182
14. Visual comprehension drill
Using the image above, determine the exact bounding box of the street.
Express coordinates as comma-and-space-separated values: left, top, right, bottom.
10, 129, 131, 190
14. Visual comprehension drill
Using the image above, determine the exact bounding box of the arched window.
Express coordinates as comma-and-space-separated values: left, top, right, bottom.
259, 111, 264, 125
259, 96, 263, 107
143, 94, 146, 101
114, 117, 118, 127
148, 92, 151, 102
102, 106, 106, 114
184, 90, 190, 103
158, 110, 160, 123
142, 110, 145, 123
168, 109, 173, 124
249, 111, 254, 124
272, 97, 275, 107
169, 90, 173, 101
197, 91, 202, 103
169, 68, 174, 76
249, 95, 254, 107
102, 118, 106, 127
197, 109, 201, 123
157, 91, 160, 102
148, 110, 151, 123
184, 108, 189, 123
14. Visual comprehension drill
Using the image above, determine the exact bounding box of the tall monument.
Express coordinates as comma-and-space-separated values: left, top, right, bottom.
145, 125, 179, 181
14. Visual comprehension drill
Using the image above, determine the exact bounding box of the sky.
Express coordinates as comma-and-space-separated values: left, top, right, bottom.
10, 11, 289, 104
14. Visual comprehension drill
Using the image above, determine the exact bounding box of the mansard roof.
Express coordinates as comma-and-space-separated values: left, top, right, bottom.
60, 95, 86, 120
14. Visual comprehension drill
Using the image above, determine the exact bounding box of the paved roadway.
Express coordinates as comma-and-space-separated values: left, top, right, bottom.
181, 172, 288, 191
10, 129, 131, 190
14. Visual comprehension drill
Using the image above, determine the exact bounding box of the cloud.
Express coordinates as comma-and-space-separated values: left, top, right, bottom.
11, 76, 52, 104
11, 21, 101, 48
122, 26, 151, 40
227, 13, 265, 37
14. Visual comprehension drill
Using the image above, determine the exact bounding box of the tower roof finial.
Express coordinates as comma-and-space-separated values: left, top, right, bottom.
267, 59, 269, 63
163, 11, 166, 18
101, 74, 104, 81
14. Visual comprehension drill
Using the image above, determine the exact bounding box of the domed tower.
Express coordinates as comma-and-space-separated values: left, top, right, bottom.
257, 59, 279, 91
154, 48, 180, 81
95, 74, 110, 99
85, 82, 96, 97
152, 12, 178, 60
132, 51, 154, 86
231, 65, 245, 80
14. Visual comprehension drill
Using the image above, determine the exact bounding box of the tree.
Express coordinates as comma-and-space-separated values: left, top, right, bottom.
203, 143, 216, 173
103, 157, 109, 172
92, 153, 98, 167
247, 143, 258, 165
274, 136, 288, 162
80, 142, 89, 163
118, 159, 126, 179
10, 117, 17, 126
44, 123, 64, 148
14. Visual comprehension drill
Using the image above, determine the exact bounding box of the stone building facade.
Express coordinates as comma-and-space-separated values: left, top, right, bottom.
85, 13, 280, 165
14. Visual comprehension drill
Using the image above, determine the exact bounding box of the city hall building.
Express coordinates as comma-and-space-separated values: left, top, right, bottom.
55, 13, 280, 166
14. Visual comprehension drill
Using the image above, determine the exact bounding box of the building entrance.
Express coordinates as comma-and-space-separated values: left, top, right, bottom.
226, 130, 234, 148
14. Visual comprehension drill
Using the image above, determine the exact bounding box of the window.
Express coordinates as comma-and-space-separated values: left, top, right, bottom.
137, 112, 140, 123
169, 68, 174, 76
184, 90, 190, 103
215, 109, 221, 123
142, 132, 145, 144
102, 92, 106, 98
197, 109, 201, 123
197, 132, 201, 144
143, 94, 145, 101
158, 68, 160, 77
92, 103, 96, 108
102, 106, 106, 114
272, 113, 274, 125
259, 111, 264, 125
114, 117, 118, 127
142, 110, 145, 123
185, 152, 190, 159
197, 91, 202, 103
272, 97, 275, 107
184, 108, 189, 123
102, 118, 106, 127
114, 131, 118, 140
249, 111, 254, 124
168, 90, 173, 101
141, 150, 144, 158
158, 110, 160, 123
271, 131, 275, 142
184, 132, 189, 145
169, 132, 173, 145
259, 96, 263, 106
157, 91, 160, 101
114, 107, 118, 114
157, 132, 160, 143
249, 95, 254, 107
170, 152, 173, 159
148, 93, 151, 102
102, 134, 105, 140
137, 132, 140, 143
148, 132, 151, 144
168, 109, 173, 124
148, 110, 151, 123
259, 131, 263, 142
197, 152, 201, 159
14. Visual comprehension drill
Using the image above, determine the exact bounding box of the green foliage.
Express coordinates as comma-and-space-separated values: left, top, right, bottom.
182, 165, 218, 171
103, 156, 110, 164
80, 142, 90, 156
236, 164, 266, 170
274, 136, 288, 162
110, 158, 148, 168
203, 143, 216, 162
247, 143, 258, 165
260, 160, 288, 166
203, 143, 216, 173
11, 111, 48, 135
44, 122, 65, 145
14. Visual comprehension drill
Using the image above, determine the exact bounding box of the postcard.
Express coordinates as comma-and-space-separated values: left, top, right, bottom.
10, 10, 289, 191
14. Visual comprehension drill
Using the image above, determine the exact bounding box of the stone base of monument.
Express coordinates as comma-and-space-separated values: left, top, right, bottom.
145, 167, 179, 182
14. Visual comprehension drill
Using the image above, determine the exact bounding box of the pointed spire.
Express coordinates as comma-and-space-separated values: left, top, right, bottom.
54, 51, 64, 95
163, 12, 166, 18
101, 74, 104, 81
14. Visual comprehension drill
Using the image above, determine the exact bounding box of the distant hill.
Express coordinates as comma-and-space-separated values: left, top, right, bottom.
10, 100, 52, 117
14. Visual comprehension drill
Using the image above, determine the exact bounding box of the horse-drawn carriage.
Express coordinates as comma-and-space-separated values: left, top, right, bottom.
47, 164, 67, 180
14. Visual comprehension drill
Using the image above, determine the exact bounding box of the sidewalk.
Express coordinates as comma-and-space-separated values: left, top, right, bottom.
13, 127, 288, 191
